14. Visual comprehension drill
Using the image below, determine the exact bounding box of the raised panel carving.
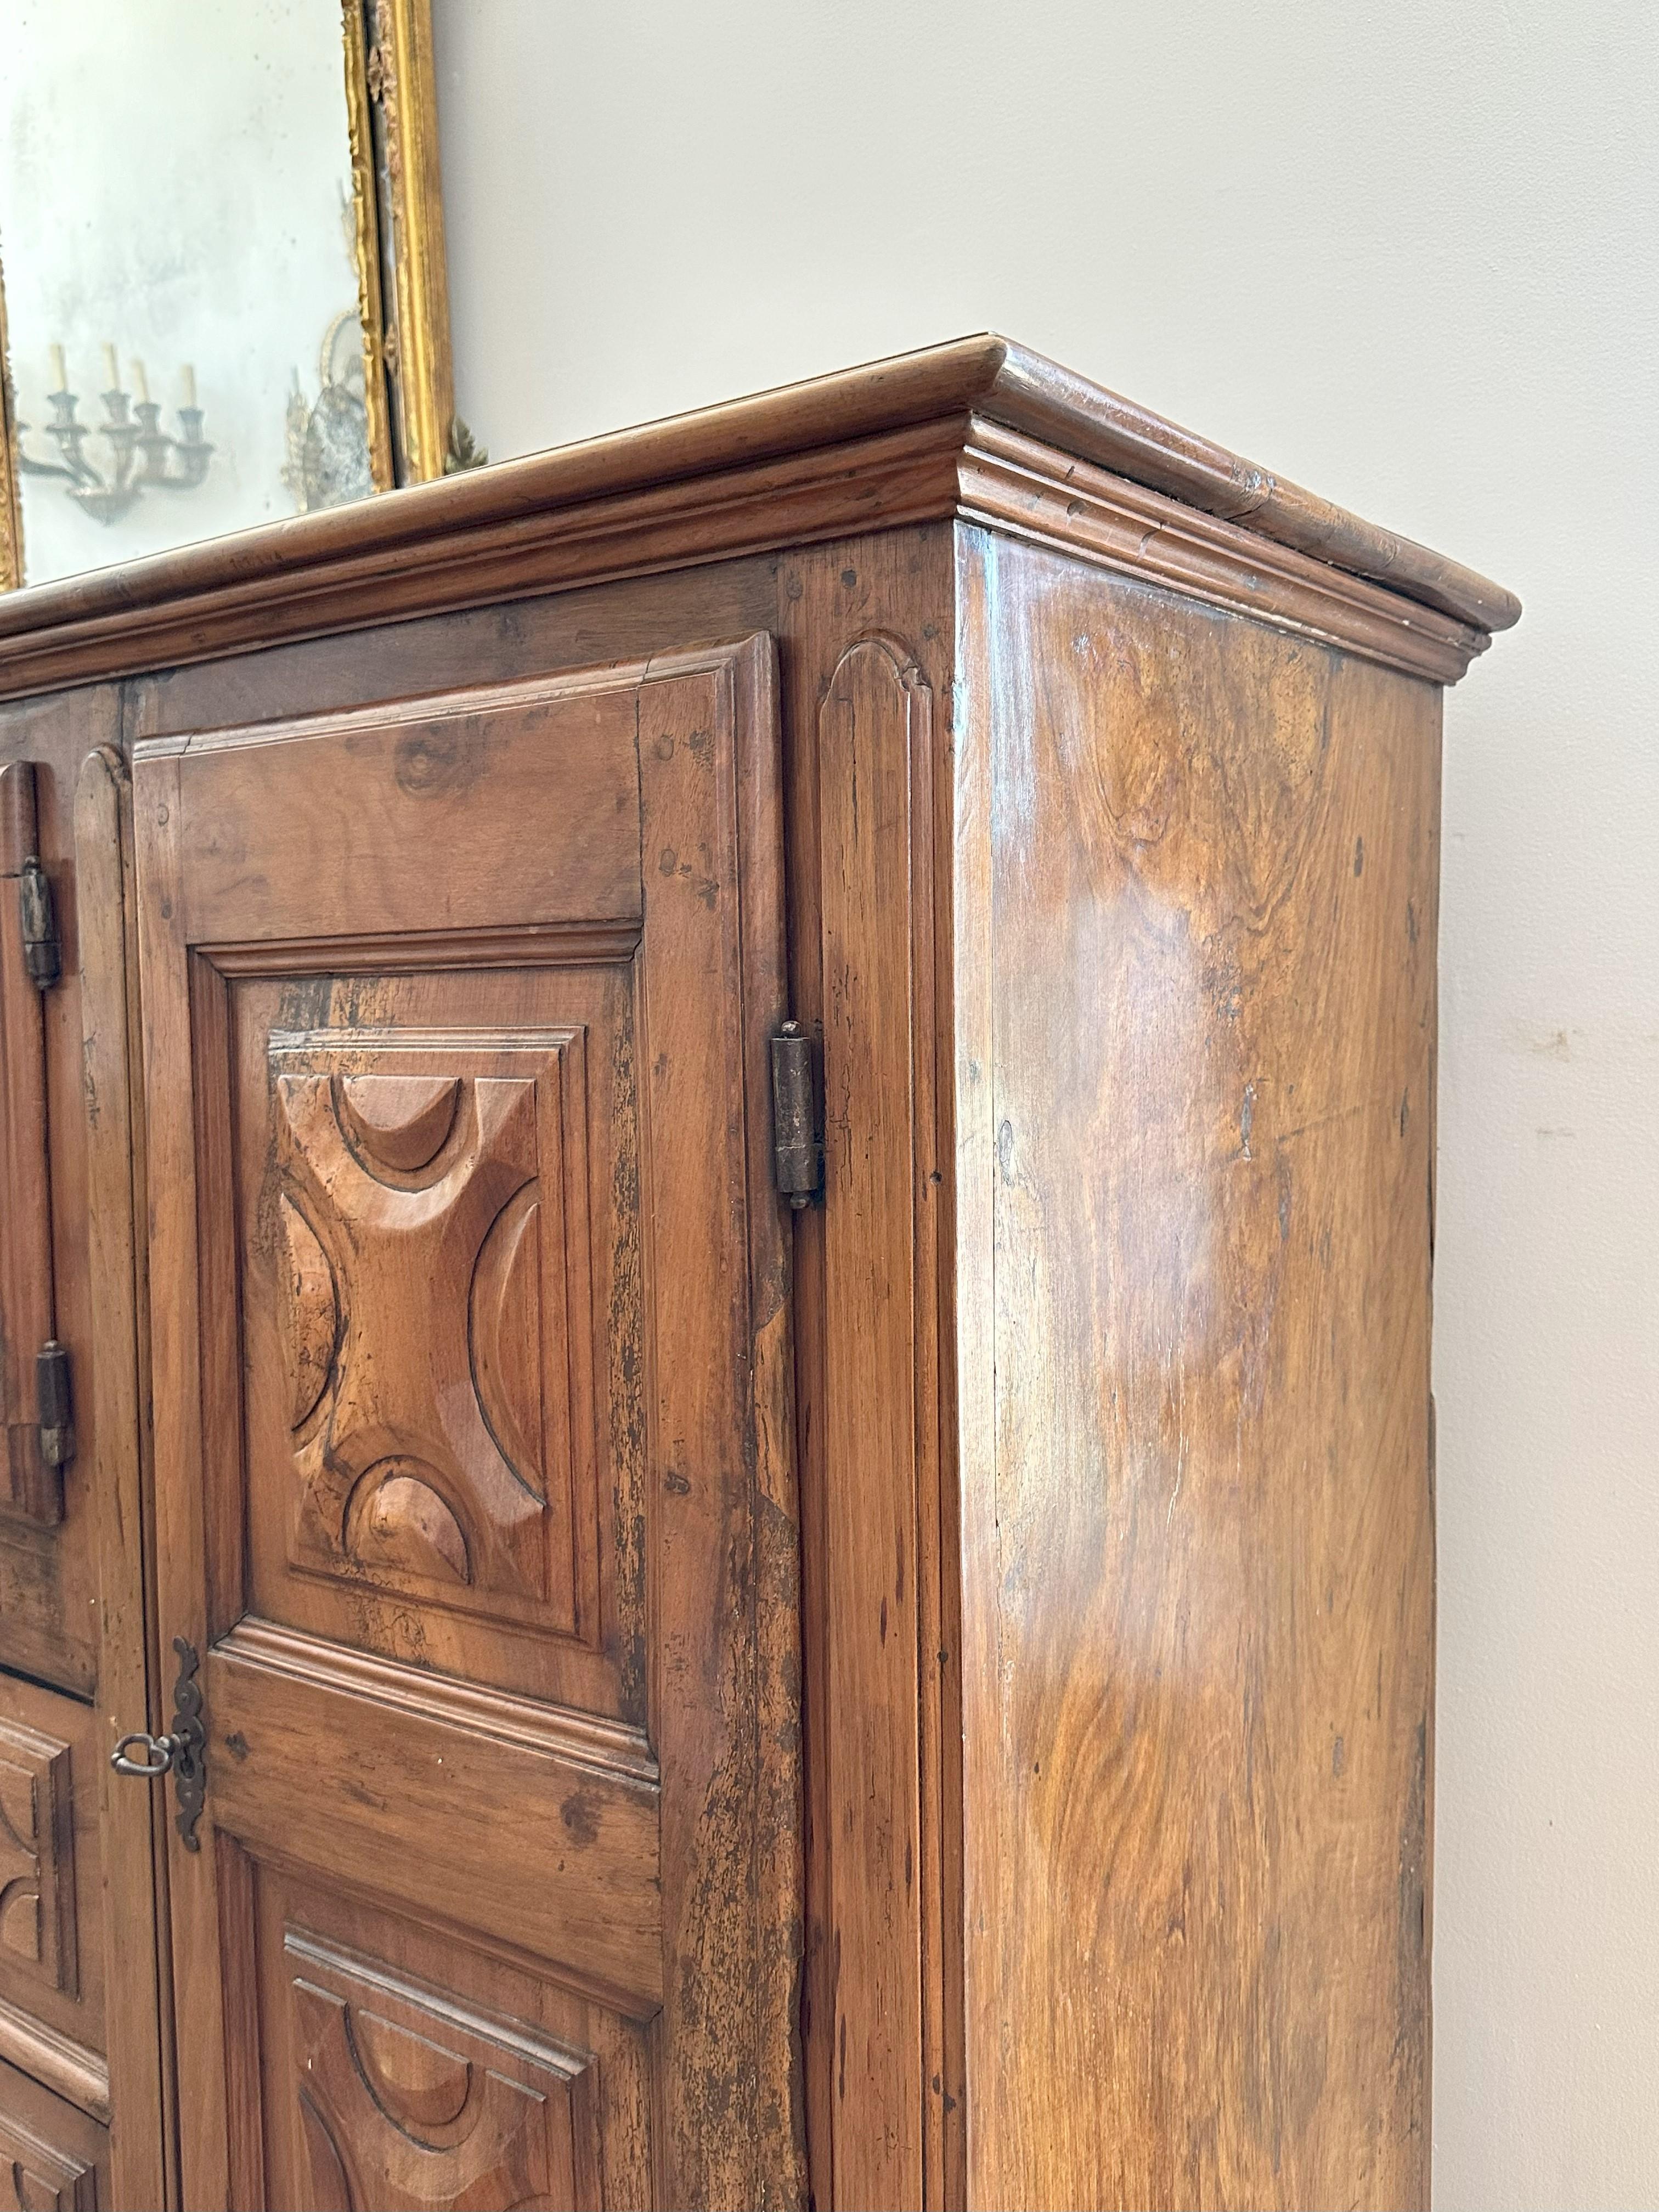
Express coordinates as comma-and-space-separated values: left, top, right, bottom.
0, 2055, 101, 2212
0, 2130, 96, 2212
0, 1720, 76, 2000
284, 1931, 599, 2211
270, 1030, 597, 1640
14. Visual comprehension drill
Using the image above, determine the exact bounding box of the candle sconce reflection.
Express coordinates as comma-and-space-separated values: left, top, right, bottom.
16, 344, 212, 526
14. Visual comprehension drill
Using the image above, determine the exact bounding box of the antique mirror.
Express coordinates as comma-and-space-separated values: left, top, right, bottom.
0, 0, 470, 590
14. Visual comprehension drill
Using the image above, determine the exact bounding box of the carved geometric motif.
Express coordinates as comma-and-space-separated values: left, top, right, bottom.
284, 1929, 600, 2211
0, 2119, 97, 2212
270, 1030, 595, 1640
0, 1719, 76, 2000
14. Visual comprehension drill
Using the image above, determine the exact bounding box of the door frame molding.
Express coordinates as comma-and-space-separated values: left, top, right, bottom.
76, 743, 174, 2210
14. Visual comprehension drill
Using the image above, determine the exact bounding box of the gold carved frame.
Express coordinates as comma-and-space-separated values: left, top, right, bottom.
343, 0, 456, 494
0, 269, 20, 592
0, 0, 459, 589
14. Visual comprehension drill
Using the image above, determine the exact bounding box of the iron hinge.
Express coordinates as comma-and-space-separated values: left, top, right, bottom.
770, 1021, 823, 1209
37, 1339, 72, 1469
19, 856, 60, 989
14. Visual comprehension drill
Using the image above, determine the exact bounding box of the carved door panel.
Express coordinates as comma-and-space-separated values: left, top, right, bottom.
0, 2052, 107, 2210
0, 1675, 105, 2135
134, 641, 802, 2210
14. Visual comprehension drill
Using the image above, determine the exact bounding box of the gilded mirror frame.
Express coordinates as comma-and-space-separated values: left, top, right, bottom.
0, 0, 461, 591
0, 270, 19, 592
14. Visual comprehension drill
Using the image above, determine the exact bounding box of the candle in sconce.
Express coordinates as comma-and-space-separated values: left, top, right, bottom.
131, 358, 149, 403
180, 363, 198, 409
49, 343, 66, 393
101, 342, 119, 392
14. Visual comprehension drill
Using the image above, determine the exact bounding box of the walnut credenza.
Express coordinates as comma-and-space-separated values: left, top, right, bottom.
0, 338, 1516, 2210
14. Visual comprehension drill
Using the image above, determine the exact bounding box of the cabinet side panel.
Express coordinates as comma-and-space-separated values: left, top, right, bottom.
962, 532, 1437, 2210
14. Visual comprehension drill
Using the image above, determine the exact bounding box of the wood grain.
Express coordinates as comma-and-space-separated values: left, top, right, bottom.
0, 1675, 103, 2104
957, 531, 1440, 2208
205, 1622, 665, 2008
74, 746, 172, 2210
817, 635, 926, 2212
777, 530, 961, 2212
0, 760, 61, 1523
134, 641, 803, 2209
0, 2047, 107, 2209
958, 421, 1481, 685
0, 337, 1514, 703
0, 340, 1519, 2209
125, 556, 783, 746
8, 695, 116, 1708
253, 1867, 655, 2212
152, 672, 642, 946
0, 689, 167, 2195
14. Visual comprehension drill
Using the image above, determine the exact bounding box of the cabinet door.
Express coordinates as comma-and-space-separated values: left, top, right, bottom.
0, 742, 99, 1714
0, 758, 63, 1527
133, 640, 802, 2210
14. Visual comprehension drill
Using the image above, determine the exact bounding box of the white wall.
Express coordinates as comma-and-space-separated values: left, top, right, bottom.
431, 4, 1658, 2202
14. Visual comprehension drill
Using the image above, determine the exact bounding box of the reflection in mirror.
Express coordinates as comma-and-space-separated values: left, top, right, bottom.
0, 0, 461, 590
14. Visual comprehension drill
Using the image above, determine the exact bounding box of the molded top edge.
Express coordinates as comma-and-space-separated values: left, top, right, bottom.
0, 332, 1518, 657
983, 341, 1518, 634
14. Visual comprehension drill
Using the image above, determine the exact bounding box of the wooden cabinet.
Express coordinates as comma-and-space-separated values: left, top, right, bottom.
0, 337, 1516, 2210
0, 2053, 107, 2210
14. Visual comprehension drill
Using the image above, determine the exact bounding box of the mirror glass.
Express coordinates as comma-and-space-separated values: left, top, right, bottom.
1, 0, 376, 586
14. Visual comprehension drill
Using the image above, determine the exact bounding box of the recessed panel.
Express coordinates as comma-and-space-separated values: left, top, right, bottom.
253, 1867, 650, 2212
235, 966, 642, 1723
0, 2051, 105, 2211
0, 1718, 76, 2002
170, 680, 642, 949
289, 1934, 596, 2211
0, 1675, 105, 2113
270, 1031, 592, 1638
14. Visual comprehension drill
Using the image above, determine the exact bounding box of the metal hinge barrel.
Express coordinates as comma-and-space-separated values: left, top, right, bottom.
37, 1339, 72, 1469
19, 856, 60, 989
770, 1022, 823, 1209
